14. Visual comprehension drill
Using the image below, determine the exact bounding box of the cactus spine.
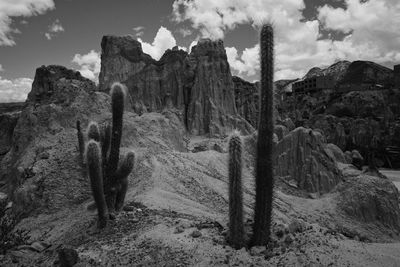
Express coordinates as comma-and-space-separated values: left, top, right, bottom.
252, 24, 275, 246
228, 131, 245, 249
76, 82, 135, 228
86, 140, 108, 228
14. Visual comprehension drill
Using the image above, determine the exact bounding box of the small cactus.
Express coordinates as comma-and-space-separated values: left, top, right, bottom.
228, 131, 245, 249
252, 24, 275, 246
86, 140, 108, 228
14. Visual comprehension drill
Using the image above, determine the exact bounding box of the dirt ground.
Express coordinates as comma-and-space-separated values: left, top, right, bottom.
2, 116, 400, 266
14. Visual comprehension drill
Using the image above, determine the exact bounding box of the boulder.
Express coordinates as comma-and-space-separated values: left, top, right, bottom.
325, 143, 346, 164
275, 127, 342, 193
336, 174, 400, 230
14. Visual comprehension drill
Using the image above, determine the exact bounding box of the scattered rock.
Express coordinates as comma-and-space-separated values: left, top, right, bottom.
190, 230, 202, 238
174, 226, 185, 234
288, 219, 306, 233
250, 246, 266, 256
37, 151, 50, 160
30, 241, 49, 252
58, 247, 79, 267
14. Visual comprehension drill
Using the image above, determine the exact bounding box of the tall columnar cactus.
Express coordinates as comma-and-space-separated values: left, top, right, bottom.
76, 82, 135, 228
228, 131, 245, 249
252, 24, 275, 246
86, 140, 108, 228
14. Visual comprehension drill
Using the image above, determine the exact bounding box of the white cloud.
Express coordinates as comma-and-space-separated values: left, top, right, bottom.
44, 19, 64, 40
138, 26, 184, 60
226, 45, 259, 77
0, 77, 32, 102
0, 0, 55, 46
133, 26, 145, 38
71, 50, 101, 82
173, 0, 400, 81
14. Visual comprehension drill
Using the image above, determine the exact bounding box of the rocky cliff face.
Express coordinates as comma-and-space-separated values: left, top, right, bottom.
232, 76, 259, 128
0, 65, 187, 216
274, 127, 342, 194
0, 66, 108, 209
98, 36, 253, 136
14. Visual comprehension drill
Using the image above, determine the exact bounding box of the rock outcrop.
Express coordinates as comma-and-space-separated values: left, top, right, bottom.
0, 112, 19, 158
232, 76, 259, 128
336, 174, 400, 230
274, 127, 342, 194
0, 65, 187, 217
98, 36, 253, 136
340, 61, 394, 87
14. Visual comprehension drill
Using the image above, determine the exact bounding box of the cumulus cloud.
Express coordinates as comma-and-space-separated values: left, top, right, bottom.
226, 45, 259, 77
173, 0, 400, 81
45, 19, 64, 40
72, 50, 101, 82
0, 0, 55, 46
0, 77, 32, 102
138, 26, 186, 60
133, 26, 145, 38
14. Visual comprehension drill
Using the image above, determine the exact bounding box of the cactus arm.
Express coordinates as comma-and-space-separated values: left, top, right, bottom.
107, 82, 126, 175
114, 151, 135, 211
86, 140, 108, 228
252, 24, 275, 246
87, 121, 101, 142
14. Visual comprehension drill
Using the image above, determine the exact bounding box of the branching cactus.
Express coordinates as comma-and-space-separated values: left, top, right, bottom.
228, 131, 245, 249
76, 82, 135, 228
252, 24, 275, 246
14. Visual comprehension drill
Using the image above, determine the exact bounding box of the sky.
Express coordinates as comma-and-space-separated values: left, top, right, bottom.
0, 0, 399, 102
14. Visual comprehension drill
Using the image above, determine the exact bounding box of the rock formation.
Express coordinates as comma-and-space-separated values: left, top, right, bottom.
98, 36, 253, 136
0, 65, 187, 217
232, 76, 259, 128
0, 112, 19, 158
274, 127, 342, 194
336, 174, 400, 230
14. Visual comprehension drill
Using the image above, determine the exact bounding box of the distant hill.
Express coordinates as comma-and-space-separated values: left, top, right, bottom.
304, 60, 351, 84
339, 60, 394, 86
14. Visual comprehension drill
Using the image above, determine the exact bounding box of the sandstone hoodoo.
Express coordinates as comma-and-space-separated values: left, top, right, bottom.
98, 35, 252, 136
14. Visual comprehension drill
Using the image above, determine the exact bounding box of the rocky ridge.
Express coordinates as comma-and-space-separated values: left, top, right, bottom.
99, 36, 253, 136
